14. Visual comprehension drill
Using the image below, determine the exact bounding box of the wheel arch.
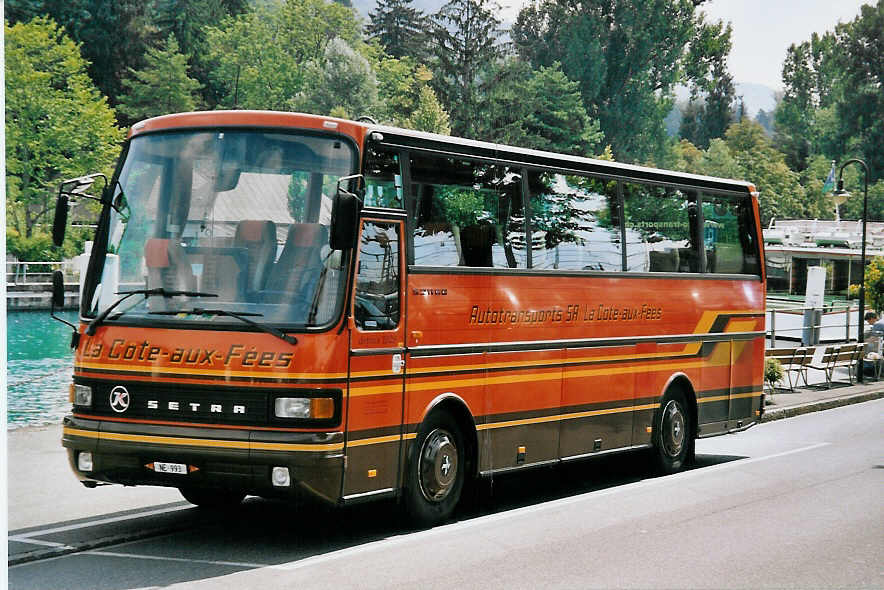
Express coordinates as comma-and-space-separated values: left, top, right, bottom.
418, 392, 479, 478
660, 372, 698, 440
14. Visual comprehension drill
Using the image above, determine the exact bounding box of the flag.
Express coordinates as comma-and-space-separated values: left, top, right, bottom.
822, 160, 836, 195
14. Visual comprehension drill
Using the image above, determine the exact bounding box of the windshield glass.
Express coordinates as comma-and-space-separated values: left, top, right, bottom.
86, 129, 355, 328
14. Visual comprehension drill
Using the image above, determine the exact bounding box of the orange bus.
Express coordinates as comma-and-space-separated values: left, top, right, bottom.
52, 111, 766, 525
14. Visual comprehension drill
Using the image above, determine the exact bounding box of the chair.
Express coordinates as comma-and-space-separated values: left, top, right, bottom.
144, 238, 197, 311
233, 220, 278, 292
263, 223, 328, 304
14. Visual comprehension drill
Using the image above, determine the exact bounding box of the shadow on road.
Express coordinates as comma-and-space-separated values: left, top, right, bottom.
10, 450, 745, 590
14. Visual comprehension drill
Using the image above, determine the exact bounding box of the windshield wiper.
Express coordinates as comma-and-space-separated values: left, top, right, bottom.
149, 308, 297, 345
85, 288, 218, 336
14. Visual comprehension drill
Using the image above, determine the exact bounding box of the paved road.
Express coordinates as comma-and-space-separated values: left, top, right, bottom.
9, 399, 883, 589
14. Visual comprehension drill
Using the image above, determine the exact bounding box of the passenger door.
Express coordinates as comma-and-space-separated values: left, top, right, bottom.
342, 215, 407, 500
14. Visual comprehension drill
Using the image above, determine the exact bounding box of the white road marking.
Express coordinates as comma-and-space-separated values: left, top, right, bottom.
9, 503, 193, 540
271, 442, 832, 572
87, 550, 269, 569
10, 538, 73, 549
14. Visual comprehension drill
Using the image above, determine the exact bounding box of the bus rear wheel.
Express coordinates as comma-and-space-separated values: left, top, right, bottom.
404, 411, 465, 527
179, 487, 245, 509
651, 389, 693, 474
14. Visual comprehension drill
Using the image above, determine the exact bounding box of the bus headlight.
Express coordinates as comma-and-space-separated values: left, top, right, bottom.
274, 397, 335, 420
73, 384, 93, 407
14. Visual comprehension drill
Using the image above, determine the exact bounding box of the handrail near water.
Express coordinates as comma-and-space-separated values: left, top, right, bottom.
766, 301, 861, 347
6, 261, 78, 285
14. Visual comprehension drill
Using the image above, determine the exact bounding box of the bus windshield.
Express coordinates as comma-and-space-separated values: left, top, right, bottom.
86, 129, 355, 328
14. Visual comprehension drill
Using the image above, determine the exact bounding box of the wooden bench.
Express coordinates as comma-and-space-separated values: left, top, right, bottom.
765, 347, 815, 391
807, 343, 864, 388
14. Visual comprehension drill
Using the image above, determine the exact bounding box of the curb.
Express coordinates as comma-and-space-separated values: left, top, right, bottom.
761, 390, 884, 423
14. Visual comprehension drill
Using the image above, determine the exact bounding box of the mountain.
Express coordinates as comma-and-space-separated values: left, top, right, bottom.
735, 82, 778, 115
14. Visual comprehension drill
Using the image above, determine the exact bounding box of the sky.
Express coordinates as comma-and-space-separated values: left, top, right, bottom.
495, 0, 870, 90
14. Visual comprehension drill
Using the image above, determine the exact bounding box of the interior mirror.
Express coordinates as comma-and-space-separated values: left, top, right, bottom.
330, 190, 361, 251
52, 194, 70, 247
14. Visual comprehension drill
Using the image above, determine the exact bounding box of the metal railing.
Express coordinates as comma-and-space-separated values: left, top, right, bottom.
767, 302, 859, 347
6, 261, 79, 285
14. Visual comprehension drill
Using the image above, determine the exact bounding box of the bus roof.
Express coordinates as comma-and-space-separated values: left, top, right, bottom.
128, 110, 755, 196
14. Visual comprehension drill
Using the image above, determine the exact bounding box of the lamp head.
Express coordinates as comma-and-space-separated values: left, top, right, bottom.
832, 179, 850, 206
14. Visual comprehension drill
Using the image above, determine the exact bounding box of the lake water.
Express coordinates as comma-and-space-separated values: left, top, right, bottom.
7, 310, 77, 428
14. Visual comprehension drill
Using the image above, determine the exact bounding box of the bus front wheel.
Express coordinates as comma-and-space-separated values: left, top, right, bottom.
651, 389, 693, 474
404, 411, 465, 527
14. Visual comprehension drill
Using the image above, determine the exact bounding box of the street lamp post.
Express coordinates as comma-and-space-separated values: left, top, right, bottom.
832, 158, 870, 382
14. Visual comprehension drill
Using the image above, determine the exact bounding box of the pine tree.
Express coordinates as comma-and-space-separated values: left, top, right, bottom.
430, 0, 504, 138
117, 35, 201, 123
366, 0, 428, 59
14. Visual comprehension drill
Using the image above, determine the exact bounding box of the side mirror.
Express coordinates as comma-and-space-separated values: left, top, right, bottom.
50, 269, 78, 346
52, 269, 66, 309
329, 175, 363, 251
52, 194, 69, 247
330, 191, 361, 251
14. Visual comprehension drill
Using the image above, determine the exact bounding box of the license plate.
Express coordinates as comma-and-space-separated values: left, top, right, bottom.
152, 461, 188, 475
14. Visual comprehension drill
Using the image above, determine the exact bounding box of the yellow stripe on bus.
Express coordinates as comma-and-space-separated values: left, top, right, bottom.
74, 361, 347, 381
62, 427, 344, 452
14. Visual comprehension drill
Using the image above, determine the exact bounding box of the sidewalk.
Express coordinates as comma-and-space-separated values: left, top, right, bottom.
7, 379, 883, 549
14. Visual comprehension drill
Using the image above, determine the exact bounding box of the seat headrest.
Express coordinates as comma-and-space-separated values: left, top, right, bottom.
235, 220, 276, 243
285, 223, 328, 248
145, 238, 170, 268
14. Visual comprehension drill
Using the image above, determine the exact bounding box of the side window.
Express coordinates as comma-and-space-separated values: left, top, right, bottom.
623, 183, 700, 273
412, 155, 521, 267
354, 221, 400, 331
526, 170, 622, 271
703, 194, 760, 275
363, 145, 402, 209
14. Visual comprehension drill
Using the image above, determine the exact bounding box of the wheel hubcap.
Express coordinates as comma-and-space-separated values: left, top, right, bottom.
661, 400, 686, 458
418, 428, 458, 502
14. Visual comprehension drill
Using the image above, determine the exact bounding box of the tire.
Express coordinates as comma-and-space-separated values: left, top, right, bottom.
651, 388, 694, 474
403, 411, 466, 527
179, 487, 245, 509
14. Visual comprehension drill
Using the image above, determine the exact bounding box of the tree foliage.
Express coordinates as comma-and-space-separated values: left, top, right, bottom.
205, 0, 361, 110
295, 38, 379, 119
5, 17, 122, 245
366, 0, 428, 60
6, 0, 159, 107
118, 35, 202, 123
513, 0, 732, 164
151, 0, 250, 108
429, 0, 504, 138
835, 1, 884, 183
478, 59, 603, 155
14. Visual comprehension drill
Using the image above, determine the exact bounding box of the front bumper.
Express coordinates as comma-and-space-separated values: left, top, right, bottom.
62, 415, 345, 503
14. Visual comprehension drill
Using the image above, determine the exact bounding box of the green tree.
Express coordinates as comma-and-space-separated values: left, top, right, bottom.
295, 38, 379, 119
205, 0, 361, 110
6, 0, 158, 108
835, 1, 884, 183
681, 19, 735, 148
430, 0, 504, 138
513, 0, 733, 164
479, 59, 603, 155
118, 35, 202, 123
5, 17, 122, 245
151, 0, 250, 108
366, 0, 429, 60
406, 85, 452, 135
724, 120, 806, 224
773, 31, 841, 171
